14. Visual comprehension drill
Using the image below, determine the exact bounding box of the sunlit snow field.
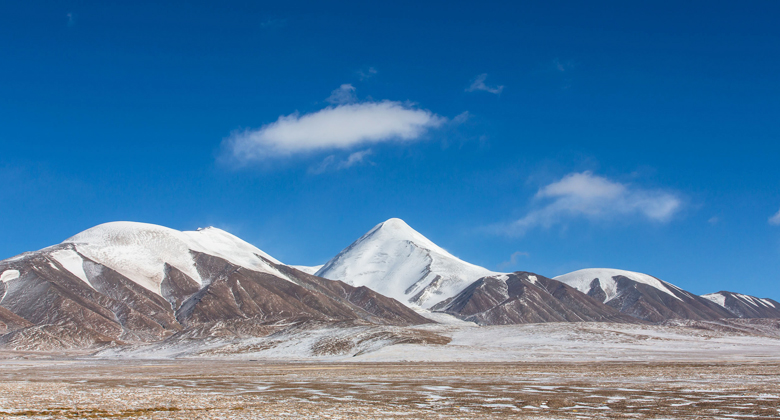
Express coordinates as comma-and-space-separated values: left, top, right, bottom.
87, 318, 780, 363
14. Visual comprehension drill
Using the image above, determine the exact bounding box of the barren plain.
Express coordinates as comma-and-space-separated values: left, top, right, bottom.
0, 360, 779, 419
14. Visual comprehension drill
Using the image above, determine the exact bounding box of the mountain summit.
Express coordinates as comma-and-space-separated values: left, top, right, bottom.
0, 221, 429, 350
316, 218, 497, 308
554, 268, 733, 322
62, 222, 289, 295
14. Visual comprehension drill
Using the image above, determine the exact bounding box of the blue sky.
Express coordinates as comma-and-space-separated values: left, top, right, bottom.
2, 1, 779, 299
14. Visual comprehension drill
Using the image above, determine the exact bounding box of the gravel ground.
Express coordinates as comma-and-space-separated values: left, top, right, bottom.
0, 360, 778, 419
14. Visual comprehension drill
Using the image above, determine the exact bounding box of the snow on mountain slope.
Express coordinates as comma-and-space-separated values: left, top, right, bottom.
183, 227, 285, 275
552, 268, 742, 322
702, 292, 727, 308
0, 270, 20, 283
703, 292, 776, 309
0, 221, 434, 350
49, 248, 93, 289
63, 222, 289, 296
183, 227, 281, 265
701, 291, 780, 318
291, 265, 324, 275
433, 271, 637, 325
315, 218, 497, 308
554, 268, 681, 303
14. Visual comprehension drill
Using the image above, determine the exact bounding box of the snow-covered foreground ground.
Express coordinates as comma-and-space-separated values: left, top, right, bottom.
0, 360, 778, 419
364, 320, 780, 363
4, 320, 780, 418
88, 318, 780, 363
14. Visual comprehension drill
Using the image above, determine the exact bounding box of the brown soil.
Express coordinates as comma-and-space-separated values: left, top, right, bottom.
0, 360, 778, 419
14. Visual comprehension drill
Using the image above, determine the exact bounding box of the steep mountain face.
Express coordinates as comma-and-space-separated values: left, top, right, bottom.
316, 218, 497, 308
0, 305, 32, 335
432, 272, 638, 325
554, 269, 735, 322
4, 219, 778, 352
0, 222, 430, 350
702, 291, 780, 319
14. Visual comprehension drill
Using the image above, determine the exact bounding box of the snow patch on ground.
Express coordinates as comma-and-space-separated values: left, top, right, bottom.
49, 249, 93, 289
492, 274, 510, 282
354, 322, 780, 363
702, 292, 727, 308
290, 265, 324, 275
414, 308, 478, 326
97, 321, 780, 363
735, 293, 773, 308
555, 268, 682, 302
0, 270, 20, 283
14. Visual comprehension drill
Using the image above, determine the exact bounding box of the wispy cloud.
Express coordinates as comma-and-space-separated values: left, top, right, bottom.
553, 58, 574, 73
357, 67, 378, 81
551, 58, 575, 89
66, 12, 76, 27
451, 111, 471, 124
309, 149, 374, 174
326, 84, 357, 105
770, 208, 780, 226
259, 18, 286, 28
466, 74, 504, 95
502, 172, 682, 236
497, 251, 530, 270
224, 93, 446, 163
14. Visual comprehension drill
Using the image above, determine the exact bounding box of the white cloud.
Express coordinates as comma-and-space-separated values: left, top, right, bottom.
466, 74, 504, 95
309, 149, 374, 174
341, 148, 373, 167
508, 172, 682, 235
326, 84, 357, 105
357, 67, 378, 81
497, 251, 530, 270
451, 111, 471, 124
770, 208, 780, 226
225, 100, 445, 162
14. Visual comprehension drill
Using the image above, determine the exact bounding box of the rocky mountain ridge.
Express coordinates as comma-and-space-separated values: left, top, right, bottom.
1, 218, 778, 352
0, 222, 430, 351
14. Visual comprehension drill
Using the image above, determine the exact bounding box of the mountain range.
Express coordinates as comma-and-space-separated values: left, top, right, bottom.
1, 218, 777, 351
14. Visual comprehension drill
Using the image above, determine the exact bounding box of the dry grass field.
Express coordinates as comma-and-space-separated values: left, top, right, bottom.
0, 360, 778, 419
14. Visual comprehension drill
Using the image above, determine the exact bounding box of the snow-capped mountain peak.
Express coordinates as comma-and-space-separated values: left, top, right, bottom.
62, 221, 288, 296
554, 268, 681, 303
364, 218, 452, 256
315, 218, 498, 308
0, 220, 432, 350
